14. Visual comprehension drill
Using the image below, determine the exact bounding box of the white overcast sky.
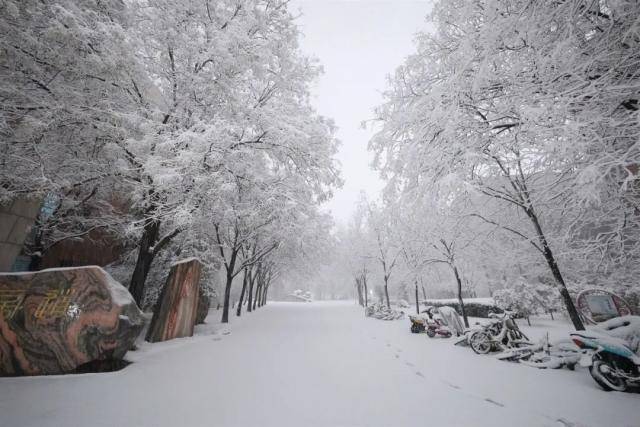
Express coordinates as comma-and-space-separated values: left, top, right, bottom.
290, 0, 433, 224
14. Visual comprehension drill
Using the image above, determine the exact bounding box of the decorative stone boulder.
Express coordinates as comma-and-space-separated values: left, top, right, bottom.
0, 266, 145, 376
146, 258, 202, 343
195, 285, 210, 325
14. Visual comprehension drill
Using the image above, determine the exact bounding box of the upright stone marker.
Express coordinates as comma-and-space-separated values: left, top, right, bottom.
146, 258, 202, 343
0, 266, 144, 376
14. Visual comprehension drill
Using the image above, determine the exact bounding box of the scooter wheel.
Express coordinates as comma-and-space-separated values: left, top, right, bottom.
589, 359, 627, 392
426, 329, 436, 338
470, 332, 492, 354
411, 324, 425, 334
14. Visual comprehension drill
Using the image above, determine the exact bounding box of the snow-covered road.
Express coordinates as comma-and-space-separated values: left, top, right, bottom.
1, 301, 638, 427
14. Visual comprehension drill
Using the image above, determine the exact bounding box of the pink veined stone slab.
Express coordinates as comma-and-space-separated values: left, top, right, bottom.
146, 259, 203, 343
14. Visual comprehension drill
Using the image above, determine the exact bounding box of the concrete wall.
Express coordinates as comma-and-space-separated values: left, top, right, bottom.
0, 198, 41, 272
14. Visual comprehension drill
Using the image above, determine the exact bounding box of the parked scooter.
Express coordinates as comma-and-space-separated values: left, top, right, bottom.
409, 314, 427, 333
571, 330, 640, 392
426, 317, 453, 338
408, 307, 453, 337
468, 312, 530, 354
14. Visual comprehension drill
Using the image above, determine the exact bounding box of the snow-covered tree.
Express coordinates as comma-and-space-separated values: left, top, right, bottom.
2, 0, 341, 315
99, 0, 338, 305
370, 0, 640, 330
365, 200, 403, 309
0, 0, 151, 266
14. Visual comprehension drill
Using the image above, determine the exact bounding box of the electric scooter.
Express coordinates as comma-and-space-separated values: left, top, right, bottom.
571, 330, 640, 392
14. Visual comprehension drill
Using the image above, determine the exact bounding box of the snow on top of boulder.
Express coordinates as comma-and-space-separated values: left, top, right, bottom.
102, 269, 137, 306
0, 265, 136, 307
0, 265, 104, 276
170, 257, 203, 267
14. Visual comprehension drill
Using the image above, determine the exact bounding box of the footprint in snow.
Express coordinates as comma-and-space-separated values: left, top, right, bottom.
212, 337, 222, 341
394, 354, 400, 359
484, 398, 505, 408
556, 418, 576, 427
415, 371, 424, 378
405, 362, 414, 367
440, 380, 460, 390
386, 343, 391, 347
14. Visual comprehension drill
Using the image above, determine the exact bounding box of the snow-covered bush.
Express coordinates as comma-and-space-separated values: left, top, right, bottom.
423, 298, 502, 318
365, 303, 405, 320
292, 290, 313, 302
494, 282, 563, 323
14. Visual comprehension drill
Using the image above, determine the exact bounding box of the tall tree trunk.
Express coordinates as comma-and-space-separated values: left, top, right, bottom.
363, 275, 368, 307
236, 268, 248, 317
526, 210, 585, 330
421, 285, 427, 300
247, 267, 255, 313
414, 281, 419, 314
221, 270, 234, 323
220, 244, 240, 323
129, 219, 161, 307
253, 279, 262, 310
452, 265, 469, 328
356, 277, 364, 306
262, 282, 269, 305
256, 279, 263, 308
383, 275, 391, 309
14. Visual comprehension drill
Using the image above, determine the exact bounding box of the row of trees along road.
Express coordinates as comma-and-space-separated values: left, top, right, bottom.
0, 0, 341, 322
345, 0, 639, 330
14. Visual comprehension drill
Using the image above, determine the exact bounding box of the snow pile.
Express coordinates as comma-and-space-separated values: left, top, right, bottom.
101, 267, 138, 306
512, 337, 581, 369
170, 257, 203, 267
290, 289, 312, 302
365, 303, 405, 320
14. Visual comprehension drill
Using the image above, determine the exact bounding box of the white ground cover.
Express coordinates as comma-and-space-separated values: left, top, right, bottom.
1, 301, 638, 427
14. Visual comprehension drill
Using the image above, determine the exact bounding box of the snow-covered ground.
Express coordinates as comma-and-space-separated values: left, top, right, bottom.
1, 302, 638, 427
